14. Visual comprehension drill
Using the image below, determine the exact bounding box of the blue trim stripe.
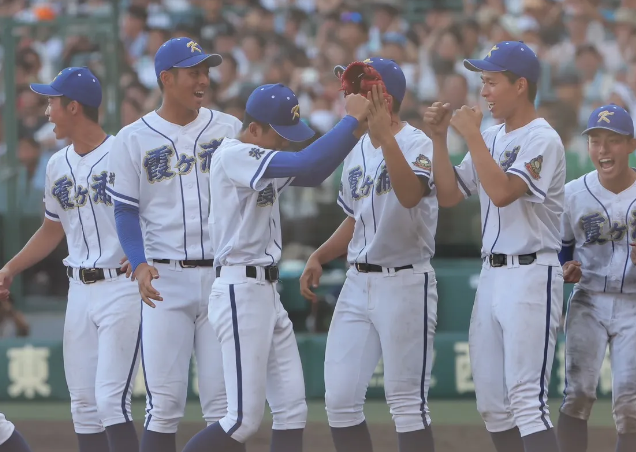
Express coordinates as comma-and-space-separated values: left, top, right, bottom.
507, 168, 547, 199
227, 284, 244, 436
142, 118, 189, 259
45, 209, 59, 219
192, 110, 214, 260
106, 186, 140, 205
538, 266, 552, 429
250, 151, 277, 190
66, 149, 91, 265
370, 159, 385, 234
140, 302, 153, 429
620, 198, 636, 293
121, 321, 141, 422
413, 169, 430, 178
420, 272, 429, 423
337, 195, 354, 216
453, 167, 471, 197
87, 154, 108, 267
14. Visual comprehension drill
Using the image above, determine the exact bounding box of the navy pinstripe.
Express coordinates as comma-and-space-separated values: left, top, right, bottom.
227, 284, 244, 436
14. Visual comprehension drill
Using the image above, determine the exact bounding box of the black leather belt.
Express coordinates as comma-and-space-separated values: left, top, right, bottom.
154, 259, 214, 268
488, 253, 537, 267
66, 267, 124, 284
354, 263, 414, 273
215, 265, 280, 282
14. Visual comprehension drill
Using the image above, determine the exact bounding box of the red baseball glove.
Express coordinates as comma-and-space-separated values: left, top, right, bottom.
336, 61, 392, 111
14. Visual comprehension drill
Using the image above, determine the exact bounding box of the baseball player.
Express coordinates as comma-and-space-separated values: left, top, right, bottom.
0, 67, 141, 452
300, 58, 438, 452
557, 105, 636, 452
107, 38, 241, 452
180, 83, 370, 452
423, 41, 566, 452
0, 415, 33, 452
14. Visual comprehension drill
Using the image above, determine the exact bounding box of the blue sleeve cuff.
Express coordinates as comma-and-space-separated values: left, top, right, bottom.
114, 200, 147, 272
558, 244, 574, 266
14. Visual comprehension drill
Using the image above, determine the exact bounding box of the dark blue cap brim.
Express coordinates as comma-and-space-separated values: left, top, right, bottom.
30, 83, 63, 97
271, 121, 316, 143
463, 59, 506, 74
173, 53, 223, 70
581, 125, 633, 137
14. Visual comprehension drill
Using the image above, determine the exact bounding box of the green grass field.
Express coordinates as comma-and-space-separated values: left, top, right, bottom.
0, 399, 617, 427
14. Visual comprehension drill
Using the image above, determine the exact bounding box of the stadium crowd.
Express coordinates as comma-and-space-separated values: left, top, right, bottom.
0, 0, 635, 298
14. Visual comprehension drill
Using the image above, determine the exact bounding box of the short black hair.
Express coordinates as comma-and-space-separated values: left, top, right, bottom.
127, 5, 148, 22
61, 96, 99, 123
502, 71, 537, 103
157, 67, 178, 92
241, 112, 271, 132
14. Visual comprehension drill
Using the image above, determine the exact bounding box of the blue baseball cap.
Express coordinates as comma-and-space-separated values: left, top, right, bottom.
582, 104, 635, 137
30, 67, 102, 108
464, 41, 540, 84
154, 37, 222, 79
333, 57, 406, 103
246, 84, 315, 143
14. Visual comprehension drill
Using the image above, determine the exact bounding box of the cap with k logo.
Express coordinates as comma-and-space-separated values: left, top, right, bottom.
464, 41, 540, 84
30, 67, 102, 108
246, 84, 315, 143
582, 104, 634, 137
154, 37, 223, 79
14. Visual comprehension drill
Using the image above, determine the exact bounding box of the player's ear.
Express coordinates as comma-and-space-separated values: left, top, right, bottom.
248, 122, 260, 137
628, 137, 636, 153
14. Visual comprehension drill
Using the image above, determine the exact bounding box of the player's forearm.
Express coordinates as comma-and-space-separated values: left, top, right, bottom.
114, 201, 147, 273
558, 244, 574, 266
431, 137, 464, 207
263, 116, 359, 184
464, 130, 513, 207
2, 220, 65, 276
313, 217, 355, 265
380, 135, 428, 208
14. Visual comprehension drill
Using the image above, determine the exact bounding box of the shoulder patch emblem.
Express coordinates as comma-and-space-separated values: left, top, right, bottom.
413, 154, 431, 171
525, 155, 543, 180
249, 147, 265, 160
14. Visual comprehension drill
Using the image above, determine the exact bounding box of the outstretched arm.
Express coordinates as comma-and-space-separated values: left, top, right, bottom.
114, 201, 146, 274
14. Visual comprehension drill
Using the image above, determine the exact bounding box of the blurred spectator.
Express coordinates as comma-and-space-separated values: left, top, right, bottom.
121, 5, 149, 65
0, 296, 29, 338
574, 44, 614, 128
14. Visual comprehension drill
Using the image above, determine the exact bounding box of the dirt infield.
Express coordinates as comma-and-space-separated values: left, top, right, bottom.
13, 420, 619, 452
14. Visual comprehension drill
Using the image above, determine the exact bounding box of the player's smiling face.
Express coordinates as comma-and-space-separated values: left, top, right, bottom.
167, 62, 210, 111
480, 72, 520, 120
46, 96, 71, 140
588, 129, 635, 177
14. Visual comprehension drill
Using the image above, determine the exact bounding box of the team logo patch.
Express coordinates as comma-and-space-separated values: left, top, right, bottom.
363, 58, 373, 63
291, 104, 300, 120
597, 110, 614, 124
257, 183, 275, 207
249, 147, 265, 160
499, 145, 520, 171
413, 154, 431, 171
187, 41, 202, 53
525, 155, 543, 180
486, 45, 499, 58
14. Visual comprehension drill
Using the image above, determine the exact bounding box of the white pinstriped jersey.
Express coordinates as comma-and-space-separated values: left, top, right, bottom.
454, 119, 566, 259
208, 138, 294, 267
562, 171, 636, 294
337, 124, 437, 267
44, 136, 125, 269
107, 109, 242, 261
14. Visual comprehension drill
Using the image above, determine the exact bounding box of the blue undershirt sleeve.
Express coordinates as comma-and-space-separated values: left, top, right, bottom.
262, 115, 359, 187
114, 200, 147, 273
558, 244, 574, 266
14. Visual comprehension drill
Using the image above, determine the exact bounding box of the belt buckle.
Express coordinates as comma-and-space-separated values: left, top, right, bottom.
179, 260, 198, 269
265, 266, 279, 282
355, 263, 367, 273
489, 255, 505, 268
80, 268, 99, 284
